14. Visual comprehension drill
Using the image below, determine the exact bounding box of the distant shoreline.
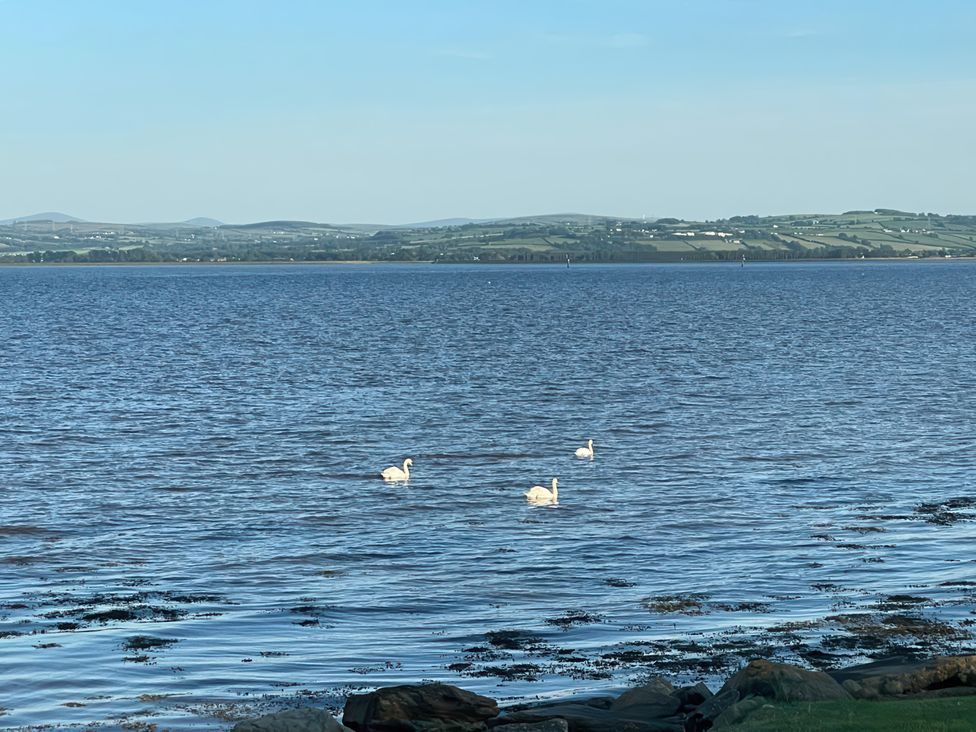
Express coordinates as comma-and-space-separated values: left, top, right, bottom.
0, 256, 971, 267
5, 210, 975, 265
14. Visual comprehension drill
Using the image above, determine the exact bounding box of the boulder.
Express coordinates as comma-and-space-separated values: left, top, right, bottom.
503, 702, 683, 732
708, 697, 767, 730
621, 676, 675, 699
233, 707, 350, 732
829, 654, 976, 700
500, 680, 684, 732
718, 659, 851, 703
683, 690, 739, 732
610, 680, 682, 719
343, 684, 498, 732
671, 683, 712, 711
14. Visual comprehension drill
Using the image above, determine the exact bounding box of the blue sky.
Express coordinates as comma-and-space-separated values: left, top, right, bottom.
2, 0, 974, 223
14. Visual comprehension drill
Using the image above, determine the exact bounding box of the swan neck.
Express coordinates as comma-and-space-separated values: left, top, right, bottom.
403, 460, 410, 478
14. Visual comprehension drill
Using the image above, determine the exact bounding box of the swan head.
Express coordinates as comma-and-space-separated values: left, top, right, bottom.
552, 478, 558, 490
404, 458, 413, 467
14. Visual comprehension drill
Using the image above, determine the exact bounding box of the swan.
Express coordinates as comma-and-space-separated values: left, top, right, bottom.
525, 478, 558, 505
381, 458, 412, 482
575, 439, 594, 459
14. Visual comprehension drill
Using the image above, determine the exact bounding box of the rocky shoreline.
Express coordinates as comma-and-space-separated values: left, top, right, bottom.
232, 654, 976, 731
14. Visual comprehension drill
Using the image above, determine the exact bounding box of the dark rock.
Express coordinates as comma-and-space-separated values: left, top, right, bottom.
343, 684, 498, 732
708, 698, 766, 730
400, 723, 488, 732
83, 608, 136, 622
672, 683, 712, 711
610, 679, 681, 719
491, 722, 569, 732
502, 697, 613, 715
618, 676, 675, 701
233, 707, 351, 732
911, 686, 976, 699
485, 630, 541, 649
718, 659, 851, 702
504, 702, 683, 732
683, 690, 739, 732
828, 654, 976, 700
122, 635, 179, 651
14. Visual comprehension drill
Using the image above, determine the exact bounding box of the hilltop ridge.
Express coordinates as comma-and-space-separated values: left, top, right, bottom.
0, 211, 84, 225
1, 209, 973, 264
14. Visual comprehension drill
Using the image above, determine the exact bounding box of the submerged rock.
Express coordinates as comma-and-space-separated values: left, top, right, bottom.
232, 707, 351, 732
343, 683, 498, 732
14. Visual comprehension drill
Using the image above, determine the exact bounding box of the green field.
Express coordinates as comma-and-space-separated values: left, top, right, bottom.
735, 695, 976, 731
2, 209, 974, 263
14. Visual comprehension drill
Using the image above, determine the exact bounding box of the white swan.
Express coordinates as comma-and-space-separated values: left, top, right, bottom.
575, 439, 594, 459
525, 478, 558, 505
381, 458, 412, 482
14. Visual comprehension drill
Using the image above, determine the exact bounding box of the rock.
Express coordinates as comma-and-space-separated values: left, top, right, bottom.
683, 660, 851, 729
913, 686, 976, 699
503, 702, 683, 732
828, 654, 976, 700
343, 683, 499, 732
671, 683, 712, 710
492, 721, 569, 732
624, 676, 676, 698
708, 697, 766, 730
610, 680, 682, 718
718, 659, 851, 703
233, 707, 351, 732
841, 679, 863, 697
683, 690, 739, 732
497, 680, 681, 732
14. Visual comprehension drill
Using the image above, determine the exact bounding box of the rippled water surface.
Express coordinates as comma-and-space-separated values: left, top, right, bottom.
2, 262, 976, 730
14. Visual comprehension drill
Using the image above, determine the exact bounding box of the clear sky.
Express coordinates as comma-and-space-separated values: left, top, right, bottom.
2, 0, 974, 223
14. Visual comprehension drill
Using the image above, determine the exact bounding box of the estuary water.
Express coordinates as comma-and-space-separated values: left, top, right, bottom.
1, 262, 976, 730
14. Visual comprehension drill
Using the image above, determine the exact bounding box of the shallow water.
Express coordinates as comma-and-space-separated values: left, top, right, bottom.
1, 262, 975, 730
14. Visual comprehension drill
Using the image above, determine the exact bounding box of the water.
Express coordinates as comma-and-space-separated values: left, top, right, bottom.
1, 262, 975, 730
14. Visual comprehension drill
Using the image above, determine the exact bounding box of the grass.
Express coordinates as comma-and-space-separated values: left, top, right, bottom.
775, 235, 821, 249
650, 241, 696, 252
484, 241, 554, 251
735, 695, 976, 731
685, 239, 743, 251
